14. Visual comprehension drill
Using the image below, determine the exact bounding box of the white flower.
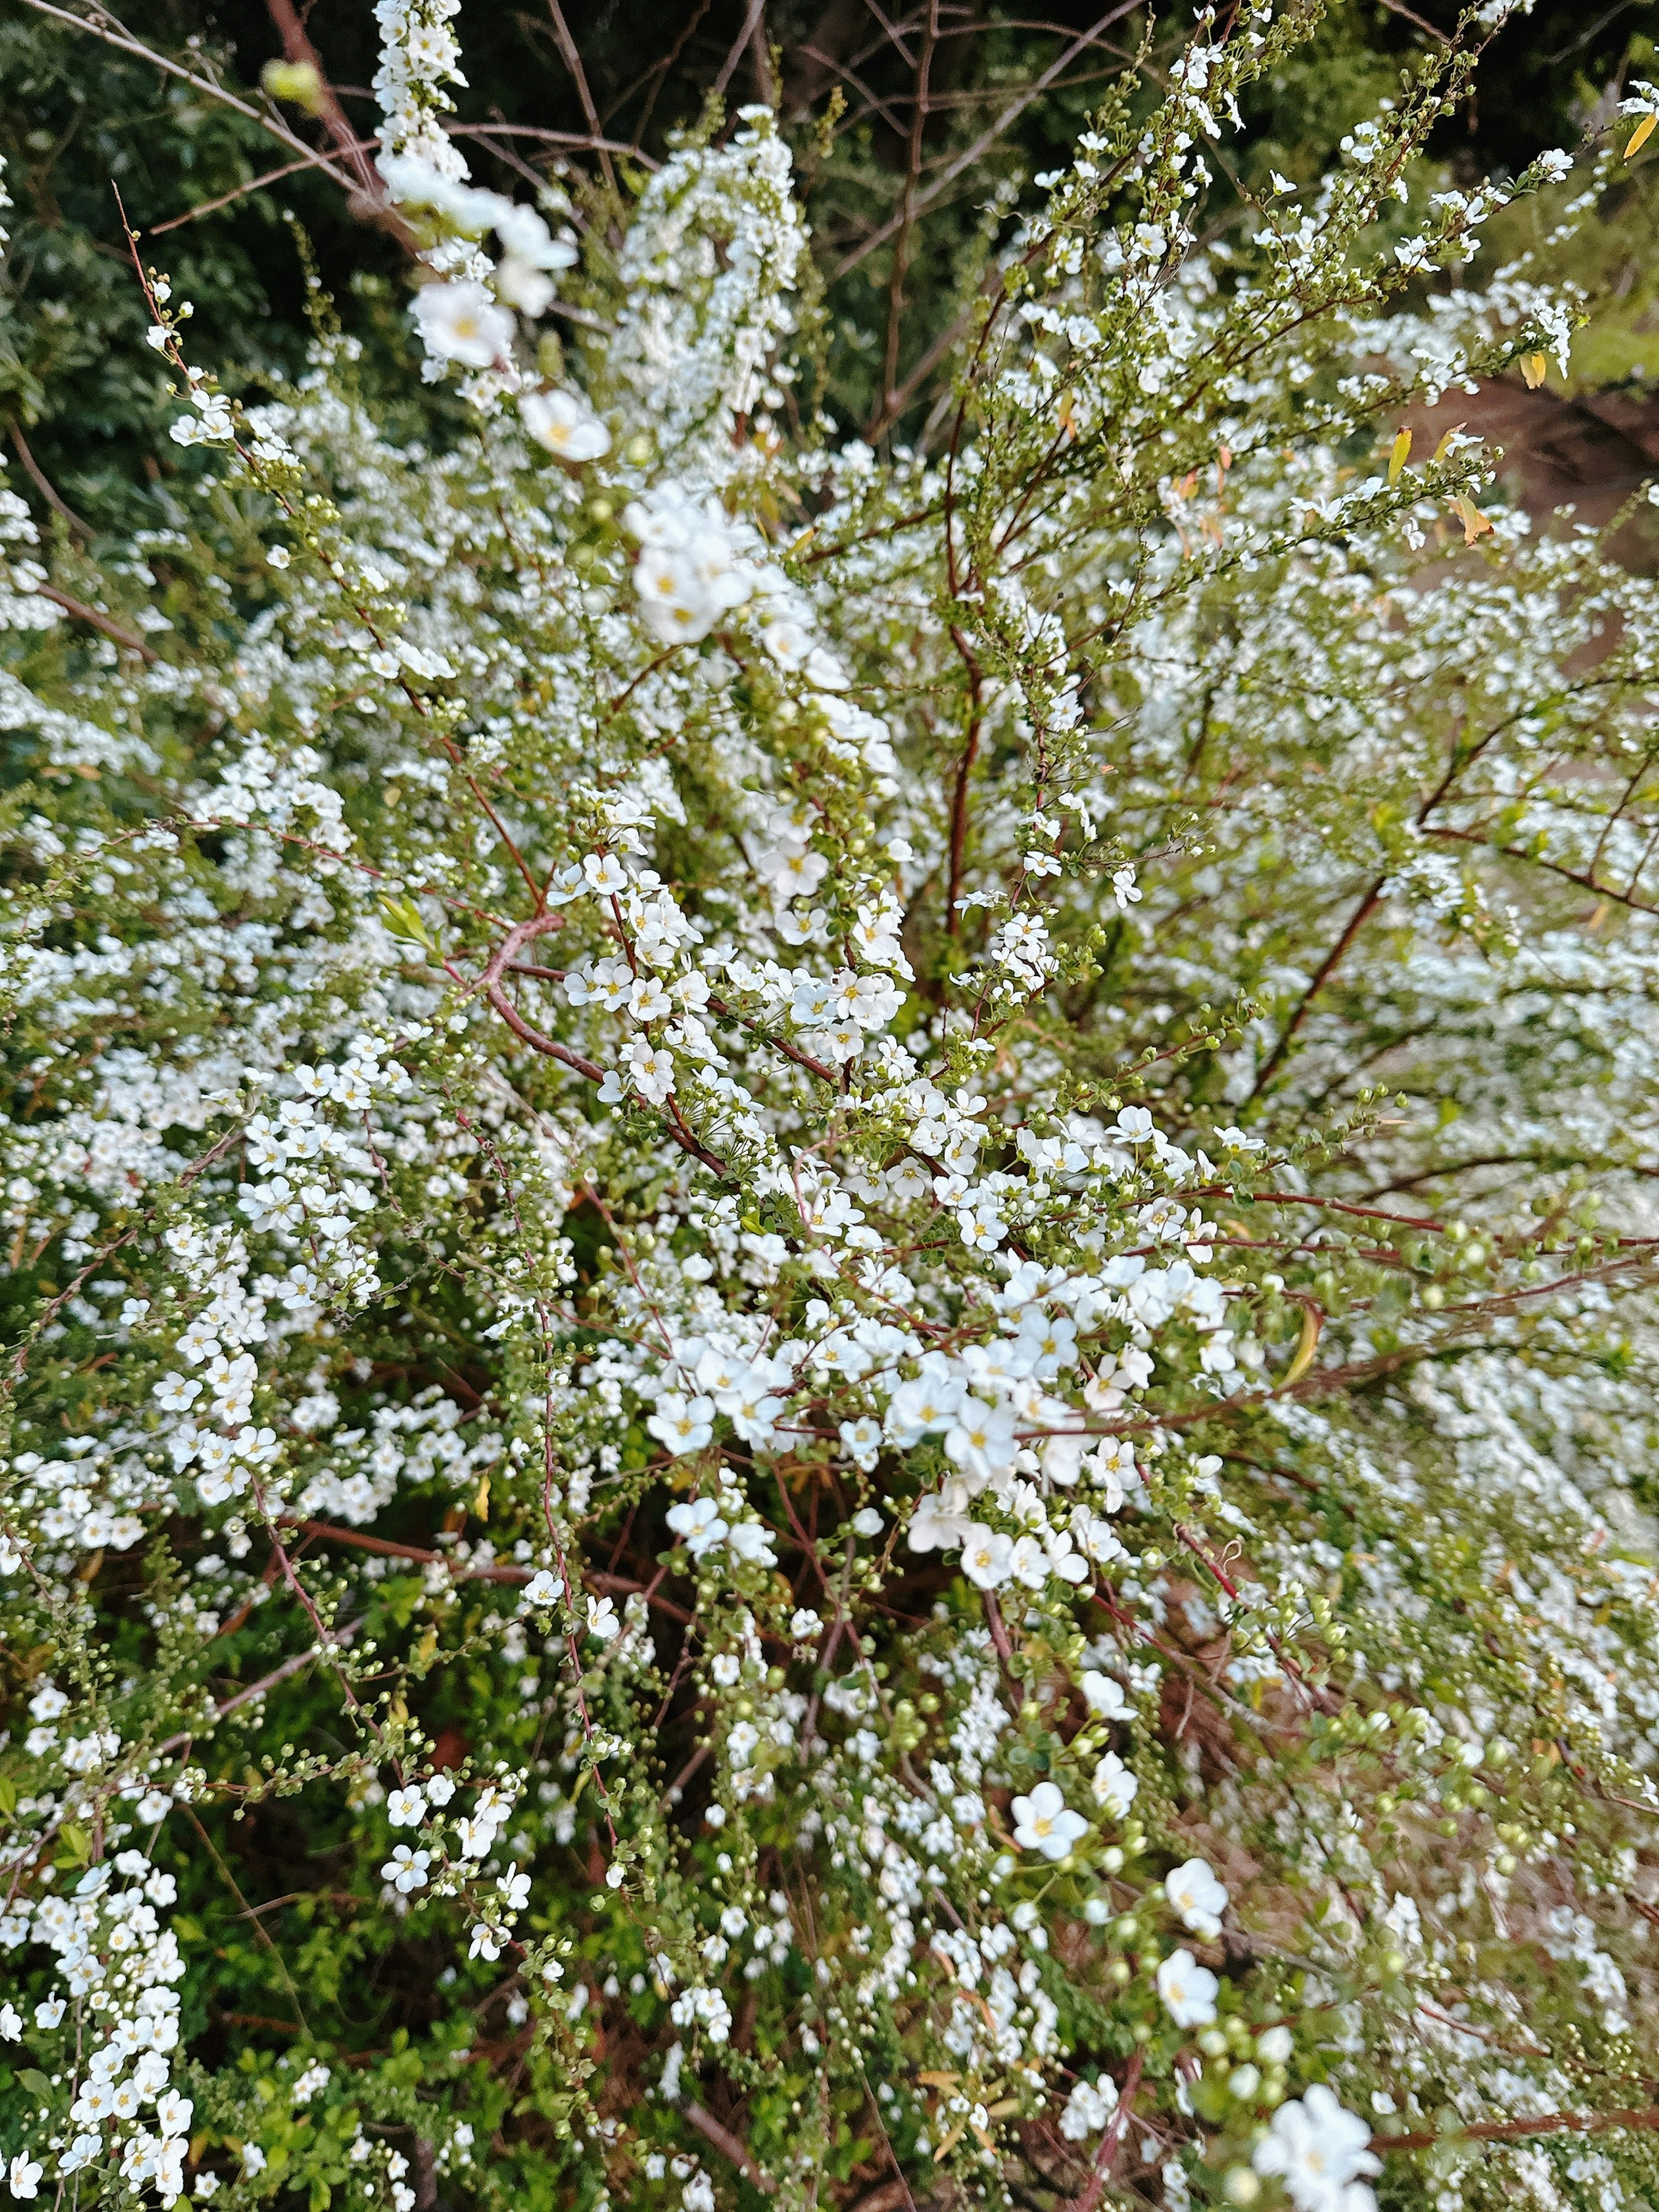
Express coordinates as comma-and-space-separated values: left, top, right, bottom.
521, 386, 611, 461
945, 1398, 1018, 1484
413, 280, 514, 367
520, 1569, 566, 1610
908, 1489, 971, 1554
386, 1785, 427, 1827
585, 1593, 620, 1640
1157, 1948, 1219, 2027
959, 1523, 1013, 1589
625, 482, 757, 646
583, 852, 629, 895
0, 2003, 19, 2041
1060, 2075, 1118, 2140
156, 2089, 194, 2139
1010, 1780, 1088, 1861
1091, 1751, 1139, 1817
1254, 2088, 1381, 2212
381, 1845, 431, 1894
666, 1494, 728, 1557
495, 254, 556, 315
1079, 1669, 1129, 1719
1165, 1857, 1228, 1939
7, 2156, 42, 2201
652, 1395, 716, 1457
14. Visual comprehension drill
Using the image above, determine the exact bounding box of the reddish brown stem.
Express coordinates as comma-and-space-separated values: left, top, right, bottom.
1249, 874, 1385, 1098
1068, 2049, 1143, 2212
35, 582, 156, 659
1374, 2106, 1659, 2154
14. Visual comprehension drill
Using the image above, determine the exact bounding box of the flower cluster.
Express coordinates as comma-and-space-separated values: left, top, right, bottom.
2, 8, 1657, 2212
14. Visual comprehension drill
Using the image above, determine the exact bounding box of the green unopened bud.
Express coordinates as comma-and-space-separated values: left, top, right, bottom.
261, 58, 324, 114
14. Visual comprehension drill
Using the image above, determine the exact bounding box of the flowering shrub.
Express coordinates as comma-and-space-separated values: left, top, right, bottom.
3, 10, 1659, 2212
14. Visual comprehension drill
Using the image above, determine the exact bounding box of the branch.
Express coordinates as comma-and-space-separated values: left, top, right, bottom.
832, 4, 1141, 280
544, 0, 617, 194
147, 144, 381, 235
264, 0, 385, 205
1249, 874, 1385, 1097
13, 0, 362, 197
1423, 823, 1659, 918
684, 2102, 777, 2195
34, 583, 157, 659
6, 418, 91, 536
152, 1634, 356, 1759
1374, 2106, 1659, 2155
945, 623, 985, 935
1067, 2049, 1143, 2212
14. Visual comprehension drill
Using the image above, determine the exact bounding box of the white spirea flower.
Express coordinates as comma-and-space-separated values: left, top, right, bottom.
521, 387, 611, 463
412, 280, 514, 367
1254, 2088, 1381, 2212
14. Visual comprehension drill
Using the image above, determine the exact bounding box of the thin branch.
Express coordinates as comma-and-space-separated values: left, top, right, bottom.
712, 0, 767, 99
874, 1, 938, 439
13, 0, 360, 197
33, 582, 157, 660
1067, 2049, 1143, 2212
147, 144, 380, 235
264, 0, 385, 204
1374, 2106, 1659, 2155
452, 121, 657, 167
153, 1640, 341, 1760
685, 2102, 778, 2193
833, 3, 1140, 280
544, 0, 617, 194
1248, 874, 1386, 1098
1424, 823, 1659, 917
945, 623, 985, 934
5, 418, 91, 536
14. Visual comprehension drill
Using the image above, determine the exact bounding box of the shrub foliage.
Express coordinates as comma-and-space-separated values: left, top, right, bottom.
3, 10, 1659, 2212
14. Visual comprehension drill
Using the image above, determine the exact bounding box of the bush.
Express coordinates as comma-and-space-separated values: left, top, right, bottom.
3, 10, 1659, 2212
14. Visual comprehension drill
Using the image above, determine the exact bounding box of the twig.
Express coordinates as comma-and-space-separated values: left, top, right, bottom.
264, 0, 386, 206
1068, 2049, 1143, 2212
712, 0, 767, 99
833, 4, 1139, 280
685, 2102, 777, 2194
152, 1640, 342, 1760
944, 624, 985, 933
5, 418, 91, 536
34, 582, 157, 659
544, 0, 617, 194
13, 0, 361, 197
1373, 2106, 1659, 2154
147, 144, 380, 235
1249, 874, 1385, 1097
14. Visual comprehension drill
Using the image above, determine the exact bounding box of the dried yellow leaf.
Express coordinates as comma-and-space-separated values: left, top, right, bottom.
1283, 1303, 1322, 1386
1452, 496, 1494, 546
